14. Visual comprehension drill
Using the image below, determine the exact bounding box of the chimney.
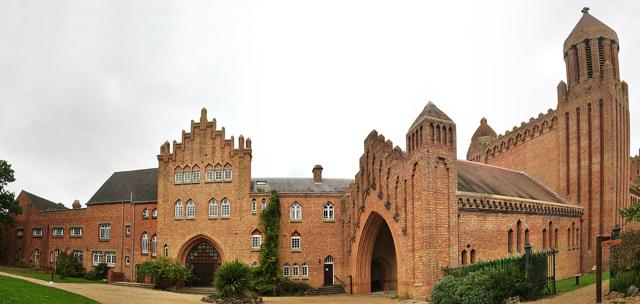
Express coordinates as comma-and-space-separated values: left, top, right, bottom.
312, 165, 323, 183
72, 200, 81, 209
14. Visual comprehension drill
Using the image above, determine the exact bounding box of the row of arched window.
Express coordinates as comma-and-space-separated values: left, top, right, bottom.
461, 249, 476, 265
507, 220, 580, 254
283, 262, 309, 278
288, 202, 335, 221
174, 199, 231, 218
142, 208, 158, 218
174, 164, 233, 184
140, 232, 158, 257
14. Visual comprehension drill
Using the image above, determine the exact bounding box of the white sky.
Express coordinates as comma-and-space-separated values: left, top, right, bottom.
1, 1, 639, 207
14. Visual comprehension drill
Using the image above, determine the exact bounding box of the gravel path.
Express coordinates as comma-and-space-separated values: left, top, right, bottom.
529, 281, 609, 304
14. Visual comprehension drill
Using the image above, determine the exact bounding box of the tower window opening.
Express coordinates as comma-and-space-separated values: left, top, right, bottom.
574, 47, 580, 82
598, 39, 604, 76
586, 41, 593, 79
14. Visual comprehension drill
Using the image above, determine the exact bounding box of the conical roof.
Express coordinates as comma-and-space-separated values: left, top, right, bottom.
471, 118, 497, 142
564, 8, 618, 53
410, 101, 452, 129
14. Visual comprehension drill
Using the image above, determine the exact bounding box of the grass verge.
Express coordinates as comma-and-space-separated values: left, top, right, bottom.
0, 266, 105, 284
0, 274, 97, 304
556, 271, 610, 294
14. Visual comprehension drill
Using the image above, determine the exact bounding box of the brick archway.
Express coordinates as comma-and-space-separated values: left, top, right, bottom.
177, 235, 225, 287
354, 211, 398, 294
177, 234, 225, 264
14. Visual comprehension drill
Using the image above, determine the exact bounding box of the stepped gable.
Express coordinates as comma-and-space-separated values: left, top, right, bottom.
87, 168, 158, 204
250, 178, 353, 194
456, 160, 564, 203
484, 108, 558, 160
22, 191, 68, 211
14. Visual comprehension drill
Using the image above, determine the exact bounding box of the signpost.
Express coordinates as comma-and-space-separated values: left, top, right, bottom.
595, 226, 623, 304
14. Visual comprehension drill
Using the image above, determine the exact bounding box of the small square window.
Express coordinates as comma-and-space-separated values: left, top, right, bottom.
32, 228, 43, 237
193, 170, 200, 182
70, 227, 83, 237
224, 169, 232, 180
214, 169, 223, 181
52, 227, 64, 236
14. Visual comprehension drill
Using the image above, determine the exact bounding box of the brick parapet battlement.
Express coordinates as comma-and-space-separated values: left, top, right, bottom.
457, 191, 583, 218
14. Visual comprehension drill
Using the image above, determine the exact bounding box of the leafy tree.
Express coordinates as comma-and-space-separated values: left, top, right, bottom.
213, 260, 252, 298
253, 190, 281, 295
56, 252, 84, 279
0, 160, 22, 226
620, 201, 640, 222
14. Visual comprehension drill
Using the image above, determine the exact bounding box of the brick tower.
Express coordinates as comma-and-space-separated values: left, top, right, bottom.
556, 8, 630, 270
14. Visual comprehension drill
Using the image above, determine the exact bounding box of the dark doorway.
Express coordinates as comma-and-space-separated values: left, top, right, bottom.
323, 256, 334, 285
185, 241, 221, 286
370, 220, 397, 292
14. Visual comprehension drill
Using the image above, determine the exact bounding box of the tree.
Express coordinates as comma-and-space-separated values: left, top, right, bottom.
0, 159, 22, 226
620, 203, 640, 222
253, 190, 281, 295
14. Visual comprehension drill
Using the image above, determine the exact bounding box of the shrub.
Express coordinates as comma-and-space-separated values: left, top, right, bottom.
277, 281, 312, 296
137, 257, 192, 290
431, 271, 493, 304
213, 260, 253, 299
84, 263, 109, 281
610, 271, 640, 295
485, 265, 530, 303
12, 258, 33, 269
55, 253, 84, 279
253, 190, 281, 296
616, 230, 640, 272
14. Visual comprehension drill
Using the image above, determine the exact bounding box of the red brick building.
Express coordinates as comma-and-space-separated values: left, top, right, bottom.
1, 9, 638, 300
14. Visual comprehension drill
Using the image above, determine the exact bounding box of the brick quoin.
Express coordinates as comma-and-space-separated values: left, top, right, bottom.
2, 9, 638, 300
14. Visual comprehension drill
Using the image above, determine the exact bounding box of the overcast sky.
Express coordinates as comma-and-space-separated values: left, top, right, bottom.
1, 1, 639, 207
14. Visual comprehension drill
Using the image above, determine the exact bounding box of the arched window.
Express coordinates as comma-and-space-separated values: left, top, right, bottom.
192, 165, 200, 182
141, 233, 149, 254
209, 199, 218, 217
152, 208, 158, 218
323, 202, 334, 220
576, 228, 580, 248
292, 263, 299, 277
567, 228, 571, 248
251, 230, 262, 250
470, 249, 476, 264
525, 229, 530, 247
205, 165, 214, 182
151, 235, 157, 257
221, 198, 230, 217
290, 202, 301, 220
516, 220, 522, 253
175, 200, 184, 218
261, 198, 266, 211
508, 229, 514, 254
554, 228, 558, 249
461, 250, 467, 265
291, 232, 301, 251
183, 166, 192, 183
251, 199, 257, 213
542, 229, 547, 249
163, 245, 169, 257
324, 256, 334, 264
142, 208, 149, 218
302, 262, 309, 277
174, 167, 183, 184
186, 200, 195, 218
283, 263, 290, 277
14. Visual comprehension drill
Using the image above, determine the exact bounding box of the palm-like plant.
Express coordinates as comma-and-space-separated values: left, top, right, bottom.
214, 260, 252, 298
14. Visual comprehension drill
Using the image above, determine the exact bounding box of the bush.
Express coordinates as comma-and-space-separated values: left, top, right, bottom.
485, 265, 530, 303
616, 230, 640, 273
84, 263, 109, 281
137, 257, 192, 290
55, 253, 84, 279
610, 271, 640, 295
277, 281, 312, 296
431, 271, 494, 304
12, 258, 34, 269
214, 261, 253, 299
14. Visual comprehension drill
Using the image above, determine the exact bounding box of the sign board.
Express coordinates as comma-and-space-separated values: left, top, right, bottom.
601, 239, 622, 248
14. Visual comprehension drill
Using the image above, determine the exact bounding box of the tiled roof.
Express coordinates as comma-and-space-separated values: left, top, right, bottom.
410, 102, 453, 129
87, 168, 158, 204
22, 191, 68, 211
456, 160, 564, 203
250, 178, 352, 194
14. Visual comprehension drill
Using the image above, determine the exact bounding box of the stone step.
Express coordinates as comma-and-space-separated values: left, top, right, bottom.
111, 282, 154, 289
309, 285, 346, 295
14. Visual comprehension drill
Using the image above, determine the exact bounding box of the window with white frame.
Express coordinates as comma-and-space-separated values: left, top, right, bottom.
291, 233, 301, 250
32, 228, 43, 237
70, 227, 82, 236
175, 200, 184, 218
214, 169, 223, 181
151, 235, 157, 257
292, 263, 299, 277
17, 229, 24, 239
302, 262, 309, 277
73, 250, 83, 262
290, 203, 301, 221
192, 168, 200, 182
152, 209, 158, 218
221, 198, 230, 217
186, 200, 195, 218
251, 199, 257, 213
142, 208, 149, 218
105, 252, 116, 267
183, 169, 192, 183
283, 263, 290, 277
261, 199, 266, 211
52, 227, 64, 236
251, 231, 262, 250
141, 233, 149, 254
93, 251, 103, 266
209, 199, 218, 217
99, 224, 110, 240
32, 248, 40, 263
51, 249, 62, 262
224, 169, 232, 180
125, 256, 130, 266
205, 168, 214, 181
174, 168, 183, 184
323, 203, 334, 220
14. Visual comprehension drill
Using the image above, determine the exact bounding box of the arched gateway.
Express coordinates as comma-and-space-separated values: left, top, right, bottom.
354, 212, 398, 294
179, 237, 222, 286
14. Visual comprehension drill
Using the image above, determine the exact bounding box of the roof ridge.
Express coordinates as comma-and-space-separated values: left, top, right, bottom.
456, 160, 526, 175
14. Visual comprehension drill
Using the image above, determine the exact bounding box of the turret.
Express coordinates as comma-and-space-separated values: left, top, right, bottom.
466, 117, 497, 162
406, 101, 456, 155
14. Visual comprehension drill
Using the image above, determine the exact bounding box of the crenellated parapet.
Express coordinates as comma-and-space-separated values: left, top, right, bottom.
457, 192, 583, 218
483, 108, 558, 161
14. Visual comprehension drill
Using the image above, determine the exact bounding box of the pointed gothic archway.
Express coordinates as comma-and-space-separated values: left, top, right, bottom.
354, 212, 398, 294
178, 235, 223, 287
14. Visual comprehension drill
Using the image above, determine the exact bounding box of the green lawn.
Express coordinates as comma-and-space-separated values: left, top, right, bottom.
556, 271, 610, 294
0, 275, 97, 304
0, 266, 105, 284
